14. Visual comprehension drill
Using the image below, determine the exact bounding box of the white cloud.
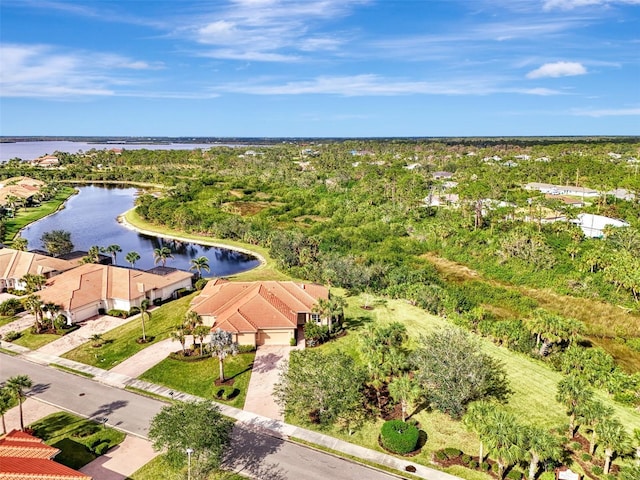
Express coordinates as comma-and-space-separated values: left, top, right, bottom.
526, 61, 587, 78
211, 74, 563, 97
0, 43, 162, 98
571, 107, 640, 116
543, 0, 640, 10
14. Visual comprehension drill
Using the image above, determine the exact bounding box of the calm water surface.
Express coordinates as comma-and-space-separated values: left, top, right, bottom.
0, 141, 223, 162
20, 186, 260, 275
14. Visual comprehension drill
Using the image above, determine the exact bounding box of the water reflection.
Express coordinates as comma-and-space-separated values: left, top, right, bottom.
20, 185, 260, 276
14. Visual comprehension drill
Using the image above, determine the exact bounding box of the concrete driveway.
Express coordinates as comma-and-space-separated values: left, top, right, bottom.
0, 311, 36, 339
243, 345, 293, 421
80, 435, 158, 480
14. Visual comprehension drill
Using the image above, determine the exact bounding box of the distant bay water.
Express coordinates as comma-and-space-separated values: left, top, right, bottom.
20, 185, 260, 276
0, 140, 240, 162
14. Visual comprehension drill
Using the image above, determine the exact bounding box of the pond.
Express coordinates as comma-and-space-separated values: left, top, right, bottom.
20, 185, 260, 276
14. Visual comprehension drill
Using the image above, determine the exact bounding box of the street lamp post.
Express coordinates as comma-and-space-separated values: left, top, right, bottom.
186, 448, 193, 480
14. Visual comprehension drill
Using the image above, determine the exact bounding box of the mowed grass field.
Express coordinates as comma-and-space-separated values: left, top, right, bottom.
314, 293, 640, 477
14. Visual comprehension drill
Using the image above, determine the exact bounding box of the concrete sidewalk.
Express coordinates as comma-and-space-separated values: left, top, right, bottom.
3, 341, 461, 480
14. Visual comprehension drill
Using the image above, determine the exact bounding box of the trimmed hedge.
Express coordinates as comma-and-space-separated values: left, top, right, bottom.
380, 420, 419, 455
444, 447, 462, 459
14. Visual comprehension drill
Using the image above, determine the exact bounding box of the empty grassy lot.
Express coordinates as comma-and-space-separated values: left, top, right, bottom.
313, 293, 640, 478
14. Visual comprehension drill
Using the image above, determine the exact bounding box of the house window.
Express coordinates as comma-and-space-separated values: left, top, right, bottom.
311, 313, 321, 324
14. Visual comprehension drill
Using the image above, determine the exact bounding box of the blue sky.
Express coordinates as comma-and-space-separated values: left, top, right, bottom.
1, 0, 639, 137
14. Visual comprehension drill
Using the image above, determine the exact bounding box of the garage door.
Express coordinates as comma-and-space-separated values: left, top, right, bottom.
257, 330, 291, 345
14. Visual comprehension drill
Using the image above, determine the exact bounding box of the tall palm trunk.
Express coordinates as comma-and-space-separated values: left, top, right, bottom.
604, 448, 613, 474
219, 357, 225, 383
528, 453, 540, 480
2, 414, 6, 434
18, 397, 24, 430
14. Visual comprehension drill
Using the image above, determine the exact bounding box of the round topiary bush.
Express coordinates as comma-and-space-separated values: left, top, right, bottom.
591, 466, 603, 475
380, 420, 420, 455
444, 447, 462, 459
506, 469, 523, 480
461, 453, 472, 465
581, 453, 592, 462
481, 462, 491, 471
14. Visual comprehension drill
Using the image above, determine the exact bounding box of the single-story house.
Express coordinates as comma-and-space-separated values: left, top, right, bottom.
190, 279, 329, 346
524, 182, 599, 197
574, 213, 630, 238
0, 248, 76, 291
0, 429, 91, 480
37, 263, 193, 324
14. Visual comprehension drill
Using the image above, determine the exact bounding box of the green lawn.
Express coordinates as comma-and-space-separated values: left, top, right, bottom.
29, 411, 125, 470
12, 328, 61, 349
311, 292, 640, 477
62, 294, 197, 369
0, 315, 19, 328
2, 186, 76, 243
139, 352, 255, 409
128, 454, 248, 480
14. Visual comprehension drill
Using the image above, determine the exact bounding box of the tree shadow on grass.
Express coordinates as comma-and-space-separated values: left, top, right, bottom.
51, 437, 95, 470
345, 315, 373, 329
222, 424, 287, 480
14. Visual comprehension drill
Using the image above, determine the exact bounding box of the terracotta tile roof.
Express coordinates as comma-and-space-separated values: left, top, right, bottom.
0, 430, 90, 479
191, 280, 328, 333
0, 249, 76, 280
37, 263, 192, 311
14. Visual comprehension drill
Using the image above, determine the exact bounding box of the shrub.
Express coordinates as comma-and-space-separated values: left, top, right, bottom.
0, 298, 23, 316
107, 309, 128, 318
195, 278, 208, 290
461, 454, 472, 465
153, 298, 163, 306
571, 441, 581, 451
507, 470, 523, 480
3, 330, 21, 342
128, 306, 140, 316
444, 447, 462, 459
223, 388, 239, 401
214, 388, 225, 399
481, 462, 490, 471
237, 345, 256, 354
581, 453, 592, 462
492, 463, 501, 475
93, 442, 111, 455
289, 337, 297, 346
468, 460, 478, 469
591, 466, 603, 475
435, 450, 448, 461
380, 420, 420, 455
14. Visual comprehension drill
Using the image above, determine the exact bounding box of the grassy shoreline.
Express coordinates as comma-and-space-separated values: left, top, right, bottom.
121, 207, 291, 281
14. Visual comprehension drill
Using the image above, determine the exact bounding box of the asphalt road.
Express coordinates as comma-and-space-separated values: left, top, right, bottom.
1, 355, 400, 480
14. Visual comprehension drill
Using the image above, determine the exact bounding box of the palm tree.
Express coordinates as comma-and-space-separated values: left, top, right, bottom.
5, 375, 33, 430
388, 373, 419, 422
0, 387, 12, 434
102, 244, 122, 265
526, 309, 572, 356
183, 310, 203, 350
41, 302, 60, 331
24, 295, 44, 332
90, 333, 104, 347
464, 400, 496, 463
21, 273, 46, 293
125, 251, 141, 269
171, 325, 187, 355
595, 416, 631, 474
578, 398, 614, 455
153, 246, 173, 267
189, 256, 210, 278
139, 299, 151, 342
81, 245, 102, 264
485, 409, 526, 479
209, 328, 238, 383
12, 236, 28, 251
525, 425, 562, 480
194, 325, 210, 356
556, 374, 593, 438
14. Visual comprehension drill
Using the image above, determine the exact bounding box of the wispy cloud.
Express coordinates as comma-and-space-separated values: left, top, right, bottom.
526, 61, 587, 78
543, 0, 640, 10
571, 107, 640, 116
0, 43, 164, 98
211, 74, 564, 96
